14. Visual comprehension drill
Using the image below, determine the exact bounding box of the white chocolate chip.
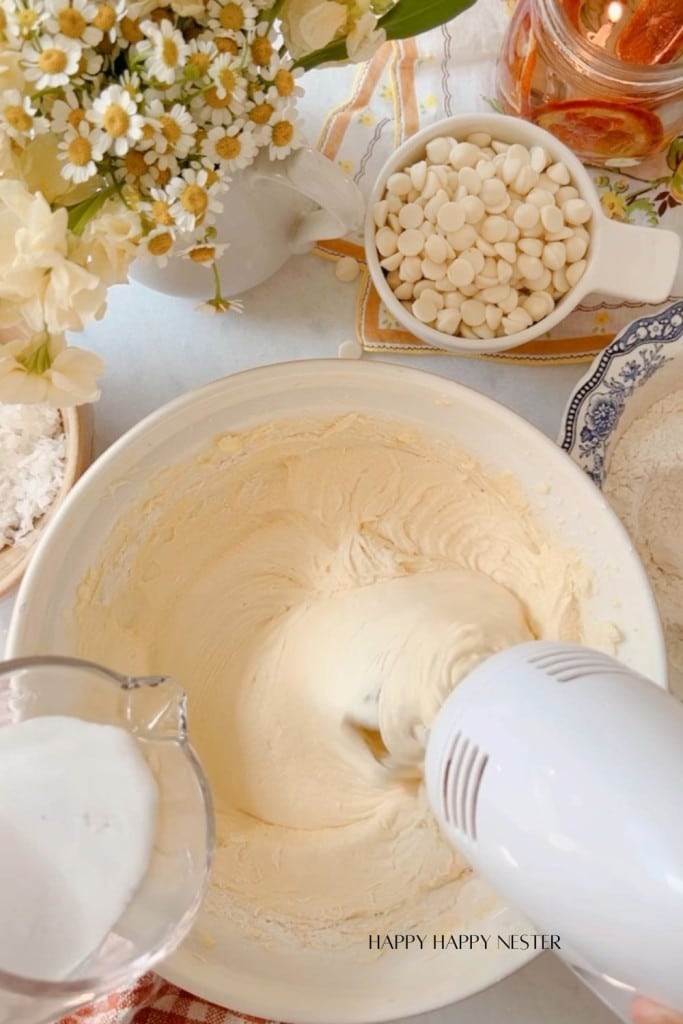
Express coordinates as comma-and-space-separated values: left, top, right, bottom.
530, 146, 549, 173
459, 166, 482, 195
447, 257, 475, 287
518, 237, 543, 257
373, 200, 389, 228
565, 234, 588, 263
397, 228, 425, 256
462, 195, 486, 224
476, 237, 498, 257
542, 241, 566, 270
449, 141, 481, 169
494, 241, 517, 263
425, 233, 449, 263
436, 308, 462, 334
556, 185, 580, 204
540, 204, 564, 234
467, 131, 492, 148
387, 171, 412, 196
480, 178, 508, 210
563, 198, 592, 226
513, 202, 540, 230
481, 215, 508, 243
526, 188, 556, 209
409, 159, 428, 191
547, 161, 571, 185
437, 201, 467, 233
394, 281, 414, 300
375, 226, 398, 257
380, 251, 402, 271
461, 248, 486, 274
461, 298, 487, 326
485, 304, 503, 330
398, 202, 424, 230
565, 259, 587, 288
426, 137, 453, 164
422, 257, 446, 281
399, 255, 422, 282
449, 224, 478, 251
335, 256, 360, 283
412, 295, 439, 323
513, 166, 539, 196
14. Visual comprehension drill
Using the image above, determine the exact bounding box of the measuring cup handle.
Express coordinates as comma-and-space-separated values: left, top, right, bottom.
590, 220, 681, 303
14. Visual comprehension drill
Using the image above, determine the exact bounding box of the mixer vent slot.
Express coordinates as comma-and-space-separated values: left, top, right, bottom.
442, 732, 488, 842
527, 648, 634, 683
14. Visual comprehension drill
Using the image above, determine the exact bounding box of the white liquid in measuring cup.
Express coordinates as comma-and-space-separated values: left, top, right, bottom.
0, 715, 158, 981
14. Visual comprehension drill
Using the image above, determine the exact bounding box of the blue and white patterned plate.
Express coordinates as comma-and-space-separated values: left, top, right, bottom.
559, 300, 683, 487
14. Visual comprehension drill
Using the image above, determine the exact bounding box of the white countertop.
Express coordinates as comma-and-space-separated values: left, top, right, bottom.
0, 252, 619, 1024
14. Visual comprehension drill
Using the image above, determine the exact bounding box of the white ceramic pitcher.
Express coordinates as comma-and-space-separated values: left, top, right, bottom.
130, 148, 365, 299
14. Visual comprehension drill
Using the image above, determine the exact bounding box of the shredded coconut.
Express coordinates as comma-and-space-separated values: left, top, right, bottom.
604, 389, 683, 676
0, 404, 67, 551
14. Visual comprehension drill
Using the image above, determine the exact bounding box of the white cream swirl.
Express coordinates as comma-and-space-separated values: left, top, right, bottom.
74, 413, 591, 950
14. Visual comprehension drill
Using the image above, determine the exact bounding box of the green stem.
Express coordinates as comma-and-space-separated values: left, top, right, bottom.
66, 183, 118, 235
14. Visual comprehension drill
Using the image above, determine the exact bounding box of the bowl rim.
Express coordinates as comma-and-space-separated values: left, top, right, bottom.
7, 358, 668, 1022
363, 111, 603, 356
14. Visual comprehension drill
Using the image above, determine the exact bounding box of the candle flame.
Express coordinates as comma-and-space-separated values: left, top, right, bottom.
607, 1, 624, 22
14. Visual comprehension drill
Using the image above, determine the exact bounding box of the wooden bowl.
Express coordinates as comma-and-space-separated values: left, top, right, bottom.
0, 404, 94, 599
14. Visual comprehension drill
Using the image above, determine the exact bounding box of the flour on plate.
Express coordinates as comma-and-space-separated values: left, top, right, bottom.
604, 389, 683, 675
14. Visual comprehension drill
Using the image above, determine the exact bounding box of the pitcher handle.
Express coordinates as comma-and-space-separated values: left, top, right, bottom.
256, 148, 365, 255
590, 220, 680, 303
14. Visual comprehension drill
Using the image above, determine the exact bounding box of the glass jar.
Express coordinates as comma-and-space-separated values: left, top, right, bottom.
496, 0, 683, 167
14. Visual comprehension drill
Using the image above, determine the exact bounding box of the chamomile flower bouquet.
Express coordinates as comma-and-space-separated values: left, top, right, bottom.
0, 0, 474, 405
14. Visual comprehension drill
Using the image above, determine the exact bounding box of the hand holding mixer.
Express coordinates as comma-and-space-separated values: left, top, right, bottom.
419, 641, 683, 1022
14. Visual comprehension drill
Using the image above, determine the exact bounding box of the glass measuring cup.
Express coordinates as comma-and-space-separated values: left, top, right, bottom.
0, 656, 214, 1024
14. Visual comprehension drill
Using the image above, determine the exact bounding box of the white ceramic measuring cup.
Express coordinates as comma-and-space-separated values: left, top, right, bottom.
364, 112, 681, 355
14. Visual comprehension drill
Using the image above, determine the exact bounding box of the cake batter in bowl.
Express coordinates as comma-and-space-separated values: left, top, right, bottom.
7, 361, 666, 1023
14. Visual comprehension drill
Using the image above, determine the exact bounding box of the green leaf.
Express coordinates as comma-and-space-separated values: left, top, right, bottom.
377, 0, 478, 39
294, 0, 477, 71
66, 185, 118, 236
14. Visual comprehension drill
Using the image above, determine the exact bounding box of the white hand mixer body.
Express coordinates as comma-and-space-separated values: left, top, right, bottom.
423, 642, 683, 1022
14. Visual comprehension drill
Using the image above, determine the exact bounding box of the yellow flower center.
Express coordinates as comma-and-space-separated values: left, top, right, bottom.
67, 107, 86, 127
121, 15, 143, 42
94, 3, 116, 30
179, 184, 208, 220
251, 36, 272, 66
17, 9, 39, 31
103, 103, 130, 137
58, 7, 87, 38
205, 86, 231, 109
4, 105, 32, 132
217, 67, 235, 95
272, 120, 294, 147
181, 184, 208, 218
0, 9, 7, 31
124, 149, 147, 177
215, 36, 238, 54
148, 231, 174, 256
67, 135, 92, 166
155, 166, 172, 186
188, 245, 216, 264
160, 114, 182, 144
142, 123, 155, 141
39, 48, 69, 74
151, 199, 174, 225
162, 35, 179, 67
215, 134, 240, 160
274, 69, 294, 96
219, 3, 243, 30
249, 102, 272, 125
188, 51, 211, 73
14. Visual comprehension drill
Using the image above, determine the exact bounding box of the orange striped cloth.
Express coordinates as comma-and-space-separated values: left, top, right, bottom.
59, 974, 274, 1024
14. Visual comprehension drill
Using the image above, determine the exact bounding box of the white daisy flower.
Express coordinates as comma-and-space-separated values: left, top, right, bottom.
0, 90, 49, 142
208, 52, 247, 105
138, 18, 189, 86
202, 122, 259, 171
143, 146, 181, 175
179, 239, 228, 266
78, 47, 104, 76
44, 0, 102, 47
260, 58, 305, 102
140, 186, 178, 228
4, 2, 48, 41
91, 0, 126, 42
185, 37, 219, 83
244, 88, 283, 139
264, 110, 305, 161
246, 20, 277, 73
166, 166, 226, 232
22, 35, 82, 90
120, 146, 157, 190
119, 69, 144, 104
198, 295, 244, 314
143, 225, 177, 266
143, 98, 197, 158
206, 0, 257, 40
88, 83, 144, 157
58, 119, 105, 183
48, 90, 87, 134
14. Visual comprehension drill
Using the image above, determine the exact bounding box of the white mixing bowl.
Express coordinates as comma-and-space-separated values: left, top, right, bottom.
7, 360, 667, 1023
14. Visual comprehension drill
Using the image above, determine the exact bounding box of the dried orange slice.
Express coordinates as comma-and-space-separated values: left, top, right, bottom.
616, 0, 683, 64
534, 98, 664, 160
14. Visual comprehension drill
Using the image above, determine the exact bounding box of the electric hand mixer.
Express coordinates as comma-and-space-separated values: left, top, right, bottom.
412, 642, 683, 1022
